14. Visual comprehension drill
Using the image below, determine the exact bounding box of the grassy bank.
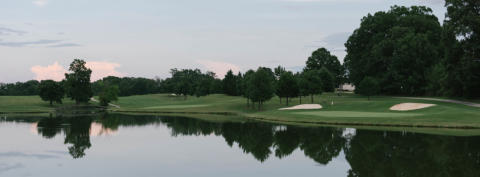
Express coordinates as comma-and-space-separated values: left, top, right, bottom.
2, 93, 480, 130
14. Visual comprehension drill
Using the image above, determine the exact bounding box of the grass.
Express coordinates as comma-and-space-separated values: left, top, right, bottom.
2, 93, 480, 134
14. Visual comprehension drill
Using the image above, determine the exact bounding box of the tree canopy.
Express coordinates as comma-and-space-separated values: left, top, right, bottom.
64, 59, 93, 104
305, 48, 344, 87
344, 6, 443, 96
39, 80, 64, 105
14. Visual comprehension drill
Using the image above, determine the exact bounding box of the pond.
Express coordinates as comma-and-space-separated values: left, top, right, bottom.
1, 114, 479, 177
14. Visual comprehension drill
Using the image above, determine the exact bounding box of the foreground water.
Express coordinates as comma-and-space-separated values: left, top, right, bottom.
1, 114, 479, 177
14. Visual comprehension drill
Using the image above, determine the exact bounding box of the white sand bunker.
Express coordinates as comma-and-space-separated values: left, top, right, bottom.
390, 103, 436, 111
279, 104, 323, 110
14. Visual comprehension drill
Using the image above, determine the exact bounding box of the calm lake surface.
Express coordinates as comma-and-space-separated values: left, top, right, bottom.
1, 114, 479, 177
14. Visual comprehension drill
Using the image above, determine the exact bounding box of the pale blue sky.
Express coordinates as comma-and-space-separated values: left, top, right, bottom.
0, 0, 446, 82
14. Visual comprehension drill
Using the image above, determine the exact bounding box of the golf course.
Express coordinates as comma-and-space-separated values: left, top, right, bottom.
2, 93, 480, 131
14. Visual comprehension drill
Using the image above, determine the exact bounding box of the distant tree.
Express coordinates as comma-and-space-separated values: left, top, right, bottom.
243, 70, 256, 107
64, 59, 93, 104
301, 70, 323, 103
296, 72, 309, 104
319, 67, 335, 92
276, 71, 299, 106
357, 77, 380, 100
223, 70, 238, 96
39, 80, 64, 106
99, 85, 119, 106
249, 67, 275, 110
304, 48, 344, 87
274, 65, 286, 80
235, 72, 244, 97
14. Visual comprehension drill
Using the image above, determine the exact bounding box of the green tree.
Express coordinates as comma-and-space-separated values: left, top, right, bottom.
305, 48, 344, 87
319, 67, 335, 92
441, 0, 480, 98
357, 77, 380, 100
344, 6, 443, 96
276, 71, 299, 106
223, 70, 238, 96
301, 70, 323, 103
249, 67, 275, 110
99, 85, 120, 106
64, 59, 93, 104
39, 80, 64, 106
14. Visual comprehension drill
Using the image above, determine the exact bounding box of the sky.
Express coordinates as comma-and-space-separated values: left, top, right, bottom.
0, 0, 446, 82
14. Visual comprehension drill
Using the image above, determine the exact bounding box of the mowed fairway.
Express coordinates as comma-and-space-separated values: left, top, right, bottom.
2, 93, 480, 129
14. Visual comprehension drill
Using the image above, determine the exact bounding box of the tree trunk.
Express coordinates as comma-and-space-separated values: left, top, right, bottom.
286, 97, 289, 106
258, 101, 261, 110
299, 96, 302, 104
247, 98, 250, 107
50, 100, 53, 106
311, 94, 314, 103
280, 97, 282, 104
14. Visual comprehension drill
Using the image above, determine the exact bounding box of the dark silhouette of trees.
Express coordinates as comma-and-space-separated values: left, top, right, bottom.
344, 6, 443, 96
39, 80, 64, 105
276, 71, 299, 106
305, 48, 344, 87
64, 59, 93, 104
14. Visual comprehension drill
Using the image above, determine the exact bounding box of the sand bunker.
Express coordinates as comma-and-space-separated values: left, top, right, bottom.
390, 103, 435, 111
279, 104, 323, 110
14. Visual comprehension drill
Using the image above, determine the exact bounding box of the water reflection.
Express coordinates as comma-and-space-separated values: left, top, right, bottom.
2, 114, 480, 177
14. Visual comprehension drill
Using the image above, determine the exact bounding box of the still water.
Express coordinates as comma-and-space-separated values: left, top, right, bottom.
1, 114, 479, 177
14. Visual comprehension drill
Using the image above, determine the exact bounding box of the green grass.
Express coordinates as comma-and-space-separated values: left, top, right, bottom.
2, 93, 480, 135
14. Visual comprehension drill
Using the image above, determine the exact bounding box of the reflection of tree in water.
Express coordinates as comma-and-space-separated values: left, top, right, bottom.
37, 116, 93, 159
345, 131, 480, 177
63, 117, 93, 159
28, 113, 480, 176
159, 117, 345, 164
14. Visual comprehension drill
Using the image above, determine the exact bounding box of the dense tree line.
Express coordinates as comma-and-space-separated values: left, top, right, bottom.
345, 2, 480, 98
0, 80, 40, 96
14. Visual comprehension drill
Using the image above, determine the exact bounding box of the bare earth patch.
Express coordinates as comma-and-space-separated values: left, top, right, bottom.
279, 104, 323, 110
390, 103, 436, 111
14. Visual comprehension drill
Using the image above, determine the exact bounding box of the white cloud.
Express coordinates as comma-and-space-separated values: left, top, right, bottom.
85, 61, 124, 81
31, 62, 67, 81
31, 61, 124, 82
32, 0, 49, 7
197, 60, 241, 79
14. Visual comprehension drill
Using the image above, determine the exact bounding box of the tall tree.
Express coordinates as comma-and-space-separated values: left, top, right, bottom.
344, 6, 443, 96
276, 71, 299, 106
304, 48, 344, 87
223, 70, 238, 96
64, 59, 93, 104
249, 67, 275, 110
39, 80, 64, 106
442, 0, 480, 98
318, 67, 335, 92
300, 70, 323, 103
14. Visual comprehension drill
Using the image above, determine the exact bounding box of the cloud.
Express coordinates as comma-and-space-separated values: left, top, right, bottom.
48, 43, 82, 48
33, 0, 49, 7
0, 39, 61, 47
0, 27, 27, 36
85, 61, 124, 81
197, 60, 241, 79
31, 62, 67, 81
31, 61, 124, 82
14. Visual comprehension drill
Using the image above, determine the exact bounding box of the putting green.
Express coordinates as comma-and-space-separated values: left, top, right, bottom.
141, 104, 209, 109
295, 111, 423, 118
